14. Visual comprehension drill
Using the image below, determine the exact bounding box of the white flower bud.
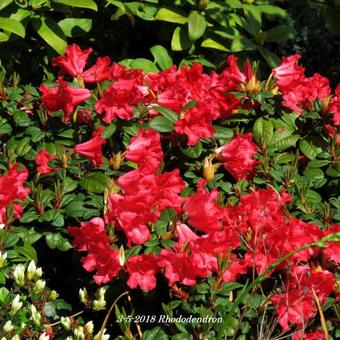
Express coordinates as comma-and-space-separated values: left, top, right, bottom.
50, 290, 58, 300
79, 288, 88, 304
30, 305, 41, 326
34, 267, 43, 280
0, 251, 7, 268
74, 326, 85, 340
13, 264, 25, 286
92, 298, 106, 311
84, 321, 94, 335
0, 223, 5, 230
11, 295, 23, 315
33, 279, 46, 294
94, 329, 110, 340
11, 335, 20, 340
61, 316, 71, 330
38, 333, 50, 340
26, 260, 37, 280
3, 320, 14, 332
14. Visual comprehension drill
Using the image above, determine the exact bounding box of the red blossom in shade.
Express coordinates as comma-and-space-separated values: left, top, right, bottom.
52, 44, 93, 77
74, 127, 106, 166
216, 133, 259, 180
271, 265, 335, 330
81, 57, 114, 83
35, 150, 58, 175
39, 79, 91, 122
95, 78, 145, 122
126, 254, 159, 290
0, 202, 24, 225
183, 186, 224, 233
125, 129, 163, 171
292, 329, 325, 340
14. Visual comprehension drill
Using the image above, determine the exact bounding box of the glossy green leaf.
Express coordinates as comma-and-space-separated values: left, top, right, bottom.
257, 46, 280, 67
149, 116, 174, 132
256, 4, 287, 17
80, 173, 109, 194
150, 45, 173, 70
253, 117, 273, 146
58, 18, 92, 37
201, 38, 229, 51
299, 139, 322, 160
155, 8, 188, 24
0, 17, 25, 38
231, 36, 256, 52
31, 17, 67, 54
171, 26, 191, 51
0, 0, 13, 11
273, 135, 299, 151
180, 142, 203, 158
130, 58, 159, 73
52, 0, 98, 11
188, 11, 206, 41
264, 25, 297, 42
153, 106, 178, 122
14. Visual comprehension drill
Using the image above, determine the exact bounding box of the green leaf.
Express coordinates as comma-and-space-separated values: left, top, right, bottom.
80, 173, 109, 194
264, 25, 296, 43
0, 0, 13, 11
153, 106, 178, 122
155, 8, 188, 24
201, 38, 229, 51
253, 117, 273, 146
102, 123, 117, 139
0, 17, 25, 38
257, 46, 280, 68
31, 16, 67, 54
256, 5, 287, 17
299, 139, 322, 160
149, 116, 174, 132
150, 45, 173, 70
46, 233, 61, 249
180, 142, 203, 158
0, 287, 10, 304
142, 326, 169, 340
52, 0, 97, 11
171, 26, 191, 51
130, 58, 159, 73
188, 11, 206, 41
231, 36, 256, 52
272, 135, 299, 152
58, 18, 92, 37
241, 6, 262, 36
213, 126, 234, 142
303, 168, 324, 181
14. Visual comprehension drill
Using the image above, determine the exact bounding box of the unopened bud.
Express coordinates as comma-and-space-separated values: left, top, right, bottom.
84, 321, 94, 335
50, 290, 58, 300
13, 264, 25, 286
0, 251, 7, 268
94, 329, 110, 340
61, 316, 71, 330
26, 260, 37, 280
92, 298, 106, 311
79, 288, 88, 305
3, 320, 14, 333
38, 333, 50, 340
118, 245, 125, 266
33, 279, 46, 294
11, 335, 20, 340
30, 305, 41, 326
74, 326, 85, 340
11, 295, 23, 315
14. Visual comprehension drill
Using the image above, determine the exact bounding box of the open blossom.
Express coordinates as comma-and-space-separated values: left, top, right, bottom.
216, 133, 259, 180
74, 127, 106, 166
39, 79, 91, 122
52, 44, 93, 77
35, 150, 58, 175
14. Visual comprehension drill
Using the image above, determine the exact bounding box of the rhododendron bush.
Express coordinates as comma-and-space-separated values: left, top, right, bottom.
0, 45, 339, 339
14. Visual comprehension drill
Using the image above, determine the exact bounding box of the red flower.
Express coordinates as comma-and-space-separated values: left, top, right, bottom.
52, 44, 93, 77
184, 186, 224, 233
125, 129, 163, 171
126, 254, 159, 290
216, 133, 259, 180
95, 78, 145, 122
323, 224, 340, 263
82, 57, 114, 83
272, 54, 305, 89
292, 329, 325, 340
35, 150, 58, 175
39, 79, 91, 122
74, 128, 106, 166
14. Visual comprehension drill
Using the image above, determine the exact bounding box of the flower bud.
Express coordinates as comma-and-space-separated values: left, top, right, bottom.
34, 267, 43, 280
33, 279, 46, 294
3, 320, 14, 333
61, 316, 72, 330
74, 326, 85, 340
30, 305, 41, 326
0, 223, 5, 230
79, 288, 88, 305
97, 287, 107, 299
11, 335, 20, 340
26, 260, 37, 280
92, 298, 106, 311
48, 290, 57, 300
0, 251, 7, 268
11, 295, 23, 315
13, 264, 25, 286
84, 321, 94, 335
118, 245, 125, 266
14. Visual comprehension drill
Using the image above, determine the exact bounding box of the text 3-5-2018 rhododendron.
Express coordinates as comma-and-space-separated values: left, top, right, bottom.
1, 44, 340, 338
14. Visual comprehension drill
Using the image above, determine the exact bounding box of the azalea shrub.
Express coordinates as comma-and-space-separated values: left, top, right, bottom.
0, 44, 340, 339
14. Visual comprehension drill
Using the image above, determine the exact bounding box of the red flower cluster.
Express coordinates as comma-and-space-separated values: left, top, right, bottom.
0, 164, 30, 224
